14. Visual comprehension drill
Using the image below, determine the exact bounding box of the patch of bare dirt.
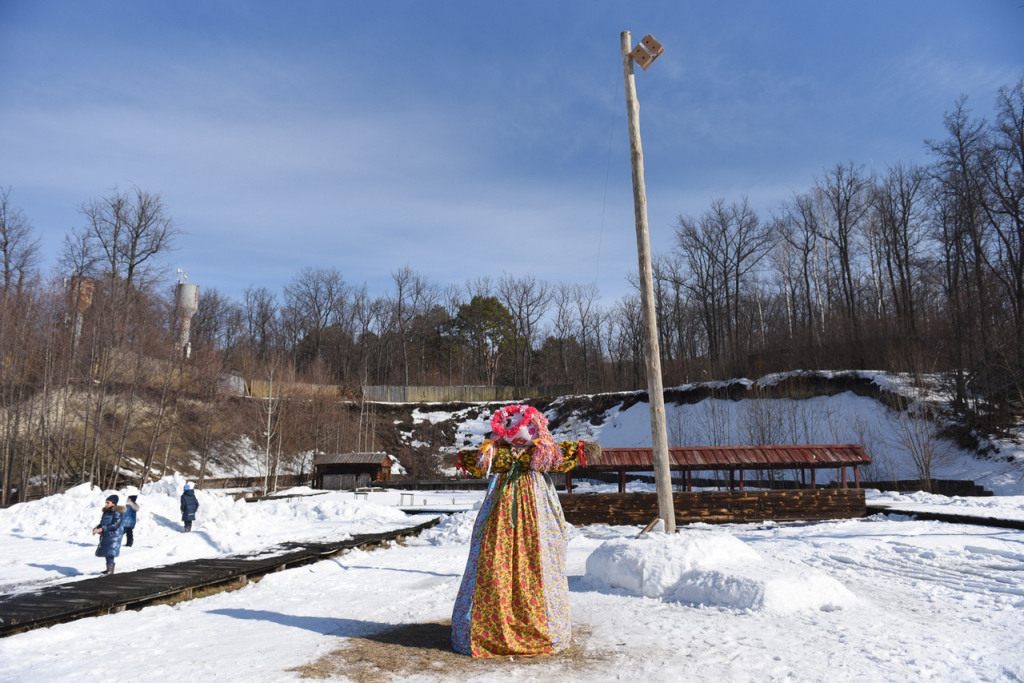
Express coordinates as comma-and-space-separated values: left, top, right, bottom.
289, 621, 607, 681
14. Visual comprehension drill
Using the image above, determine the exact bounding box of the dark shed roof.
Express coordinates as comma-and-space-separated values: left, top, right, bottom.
585, 445, 870, 471
314, 452, 393, 466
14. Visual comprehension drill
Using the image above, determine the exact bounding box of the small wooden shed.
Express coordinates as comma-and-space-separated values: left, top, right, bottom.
313, 452, 395, 490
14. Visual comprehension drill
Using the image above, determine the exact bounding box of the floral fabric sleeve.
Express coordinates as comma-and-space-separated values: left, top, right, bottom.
458, 440, 495, 479
458, 440, 595, 476
549, 441, 589, 473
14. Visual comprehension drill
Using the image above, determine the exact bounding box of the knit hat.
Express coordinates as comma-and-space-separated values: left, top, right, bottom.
128, 495, 138, 503
183, 483, 191, 491
105, 494, 119, 504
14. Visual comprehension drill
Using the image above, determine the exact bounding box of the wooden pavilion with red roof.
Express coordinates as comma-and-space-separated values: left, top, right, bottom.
566, 444, 871, 494
558, 443, 872, 526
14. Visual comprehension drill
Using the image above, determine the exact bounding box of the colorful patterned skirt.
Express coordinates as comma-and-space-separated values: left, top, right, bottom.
451, 469, 571, 657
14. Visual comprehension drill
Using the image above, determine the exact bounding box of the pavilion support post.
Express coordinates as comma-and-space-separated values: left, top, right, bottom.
841, 467, 848, 489
729, 470, 735, 491
621, 30, 675, 532
739, 469, 744, 491
811, 467, 817, 490
854, 466, 860, 488
566, 471, 573, 494
687, 470, 692, 492
618, 469, 626, 494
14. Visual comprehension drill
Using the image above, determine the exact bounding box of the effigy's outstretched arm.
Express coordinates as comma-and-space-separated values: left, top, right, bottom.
456, 440, 601, 478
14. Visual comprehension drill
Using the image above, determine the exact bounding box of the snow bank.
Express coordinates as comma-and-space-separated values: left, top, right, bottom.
418, 510, 478, 546
0, 475, 416, 591
266, 486, 320, 497
868, 489, 1024, 521
584, 531, 856, 613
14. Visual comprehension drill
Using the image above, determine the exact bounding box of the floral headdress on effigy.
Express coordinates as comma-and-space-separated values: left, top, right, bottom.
488, 404, 562, 471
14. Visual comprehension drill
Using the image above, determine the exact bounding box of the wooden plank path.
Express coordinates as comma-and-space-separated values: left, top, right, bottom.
865, 506, 1024, 531
0, 517, 439, 638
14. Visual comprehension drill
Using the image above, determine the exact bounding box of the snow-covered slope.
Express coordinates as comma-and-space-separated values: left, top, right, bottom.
417, 371, 1024, 495
3, 499, 1024, 681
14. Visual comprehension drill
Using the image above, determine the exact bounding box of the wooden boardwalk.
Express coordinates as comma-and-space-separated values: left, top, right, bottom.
0, 518, 439, 638
865, 506, 1024, 531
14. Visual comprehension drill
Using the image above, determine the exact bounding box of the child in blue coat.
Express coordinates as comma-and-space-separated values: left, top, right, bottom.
121, 495, 139, 547
180, 484, 199, 532
92, 494, 125, 575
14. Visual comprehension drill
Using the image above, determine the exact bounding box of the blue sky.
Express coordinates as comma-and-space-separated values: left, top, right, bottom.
1, 1, 1021, 305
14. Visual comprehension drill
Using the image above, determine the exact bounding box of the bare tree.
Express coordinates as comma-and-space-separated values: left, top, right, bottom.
0, 187, 41, 296
872, 163, 928, 339
927, 97, 1004, 413
741, 393, 787, 446
283, 266, 347, 366
243, 285, 280, 362
983, 78, 1024, 371
610, 293, 644, 389
571, 283, 603, 390
498, 273, 551, 386
73, 186, 180, 291
777, 191, 827, 343
675, 206, 725, 361
191, 287, 244, 353
550, 283, 577, 385
888, 398, 954, 492
675, 197, 773, 368
816, 162, 872, 330
387, 267, 438, 386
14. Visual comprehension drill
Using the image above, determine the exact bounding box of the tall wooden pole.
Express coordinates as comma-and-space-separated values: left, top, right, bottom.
620, 30, 676, 533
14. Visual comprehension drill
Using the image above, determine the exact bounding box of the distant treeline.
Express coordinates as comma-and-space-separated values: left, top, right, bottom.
1, 77, 1022, 503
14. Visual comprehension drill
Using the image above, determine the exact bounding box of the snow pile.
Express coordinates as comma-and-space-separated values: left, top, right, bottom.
418, 511, 478, 546
4, 481, 116, 539
266, 486, 321, 497
0, 475, 416, 591
141, 472, 191, 496
268, 494, 411, 526
868, 490, 1024, 521
584, 531, 856, 613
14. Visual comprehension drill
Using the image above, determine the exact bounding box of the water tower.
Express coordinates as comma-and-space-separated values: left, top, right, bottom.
176, 270, 199, 359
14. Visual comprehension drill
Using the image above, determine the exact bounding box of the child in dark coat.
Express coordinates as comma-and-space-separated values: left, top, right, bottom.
180, 484, 199, 532
92, 494, 125, 575
121, 495, 139, 547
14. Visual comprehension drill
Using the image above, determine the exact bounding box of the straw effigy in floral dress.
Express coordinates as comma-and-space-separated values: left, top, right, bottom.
451, 404, 594, 658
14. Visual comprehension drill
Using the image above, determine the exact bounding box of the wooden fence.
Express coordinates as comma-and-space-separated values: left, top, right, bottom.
247, 381, 346, 398
558, 489, 867, 526
199, 475, 308, 490
361, 385, 574, 403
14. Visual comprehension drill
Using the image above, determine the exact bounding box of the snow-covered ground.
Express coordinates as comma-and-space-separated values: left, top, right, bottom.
4, 373, 1024, 681
0, 475, 439, 593
3, 481, 1024, 681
